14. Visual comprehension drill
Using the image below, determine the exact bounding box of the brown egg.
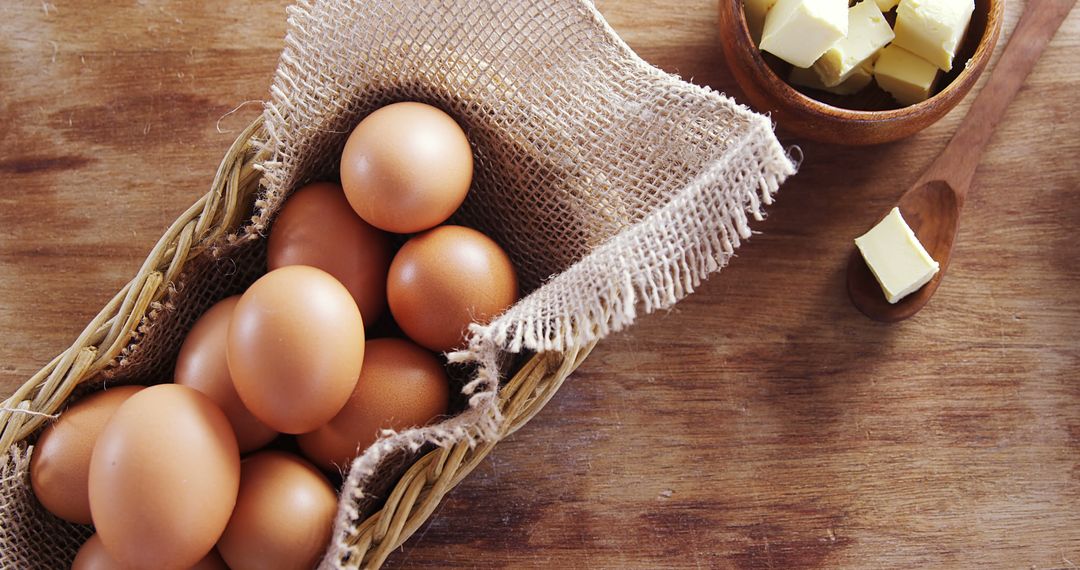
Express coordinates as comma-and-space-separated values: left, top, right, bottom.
189, 550, 228, 570
217, 451, 337, 570
71, 534, 118, 570
227, 266, 365, 434
298, 338, 450, 471
29, 385, 142, 525
340, 102, 473, 233
387, 225, 518, 352
175, 296, 277, 452
88, 384, 240, 570
71, 534, 112, 570
72, 534, 227, 570
267, 182, 393, 324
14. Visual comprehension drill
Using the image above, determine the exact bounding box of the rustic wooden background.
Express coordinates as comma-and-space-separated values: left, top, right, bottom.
2, 1, 1078, 568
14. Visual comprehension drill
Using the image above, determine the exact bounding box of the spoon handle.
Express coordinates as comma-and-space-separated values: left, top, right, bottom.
917, 0, 1077, 203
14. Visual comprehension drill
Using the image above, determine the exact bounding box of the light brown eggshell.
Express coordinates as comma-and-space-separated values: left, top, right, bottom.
267, 182, 394, 325
175, 296, 277, 452
88, 384, 240, 570
71, 534, 118, 570
71, 534, 112, 570
227, 265, 365, 434
188, 549, 228, 570
73, 534, 227, 570
29, 385, 143, 525
340, 102, 473, 233
217, 451, 337, 570
387, 225, 518, 352
298, 338, 450, 471
189, 550, 229, 570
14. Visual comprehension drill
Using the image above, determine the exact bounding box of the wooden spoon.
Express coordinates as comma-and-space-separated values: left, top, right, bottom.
848, 0, 1076, 322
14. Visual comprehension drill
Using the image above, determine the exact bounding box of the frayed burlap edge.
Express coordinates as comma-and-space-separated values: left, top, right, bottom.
318, 118, 795, 567
240, 0, 798, 566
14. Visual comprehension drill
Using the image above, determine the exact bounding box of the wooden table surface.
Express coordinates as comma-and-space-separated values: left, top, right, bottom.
2, 1, 1078, 568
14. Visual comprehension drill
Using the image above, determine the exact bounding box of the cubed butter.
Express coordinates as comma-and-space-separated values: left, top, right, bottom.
745, 0, 780, 44
790, 61, 873, 94
893, 0, 974, 71
874, 43, 940, 106
875, 0, 900, 11
812, 0, 895, 87
760, 0, 849, 68
854, 207, 940, 304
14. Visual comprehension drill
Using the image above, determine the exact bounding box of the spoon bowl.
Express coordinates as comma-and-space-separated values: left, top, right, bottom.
848, 181, 961, 322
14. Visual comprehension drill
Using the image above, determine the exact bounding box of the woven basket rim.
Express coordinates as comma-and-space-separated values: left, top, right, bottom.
0, 118, 266, 455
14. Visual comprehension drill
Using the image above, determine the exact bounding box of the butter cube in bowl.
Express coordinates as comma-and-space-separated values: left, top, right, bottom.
718, 0, 1004, 145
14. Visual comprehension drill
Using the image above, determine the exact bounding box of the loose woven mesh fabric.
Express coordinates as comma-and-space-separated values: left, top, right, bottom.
0, 0, 794, 567
260, 0, 794, 566
0, 449, 93, 569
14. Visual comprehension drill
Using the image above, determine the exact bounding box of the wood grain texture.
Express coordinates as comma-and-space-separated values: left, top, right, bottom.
2, 1, 1078, 568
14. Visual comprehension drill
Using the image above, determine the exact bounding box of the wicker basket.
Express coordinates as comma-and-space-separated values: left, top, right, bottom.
0, 118, 597, 568
1, 2, 796, 566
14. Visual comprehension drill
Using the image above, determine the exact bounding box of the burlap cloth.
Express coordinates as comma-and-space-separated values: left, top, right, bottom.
0, 0, 795, 567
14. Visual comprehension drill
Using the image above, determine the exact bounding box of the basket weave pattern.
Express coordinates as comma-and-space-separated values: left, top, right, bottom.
343, 344, 595, 568
0, 119, 264, 452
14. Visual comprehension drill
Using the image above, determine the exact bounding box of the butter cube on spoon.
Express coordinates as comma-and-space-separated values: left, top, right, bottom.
854, 207, 940, 304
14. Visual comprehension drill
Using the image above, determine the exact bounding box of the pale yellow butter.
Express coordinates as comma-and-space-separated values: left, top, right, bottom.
875, 0, 900, 11
745, 0, 779, 44
854, 207, 940, 304
893, 0, 974, 71
813, 0, 894, 87
790, 61, 873, 94
760, 0, 849, 68
874, 43, 940, 106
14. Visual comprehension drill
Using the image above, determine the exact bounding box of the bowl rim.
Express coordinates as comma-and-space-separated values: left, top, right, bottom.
728, 0, 1005, 123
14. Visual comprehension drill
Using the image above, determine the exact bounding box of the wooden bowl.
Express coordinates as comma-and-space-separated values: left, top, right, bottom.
717, 0, 1005, 145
